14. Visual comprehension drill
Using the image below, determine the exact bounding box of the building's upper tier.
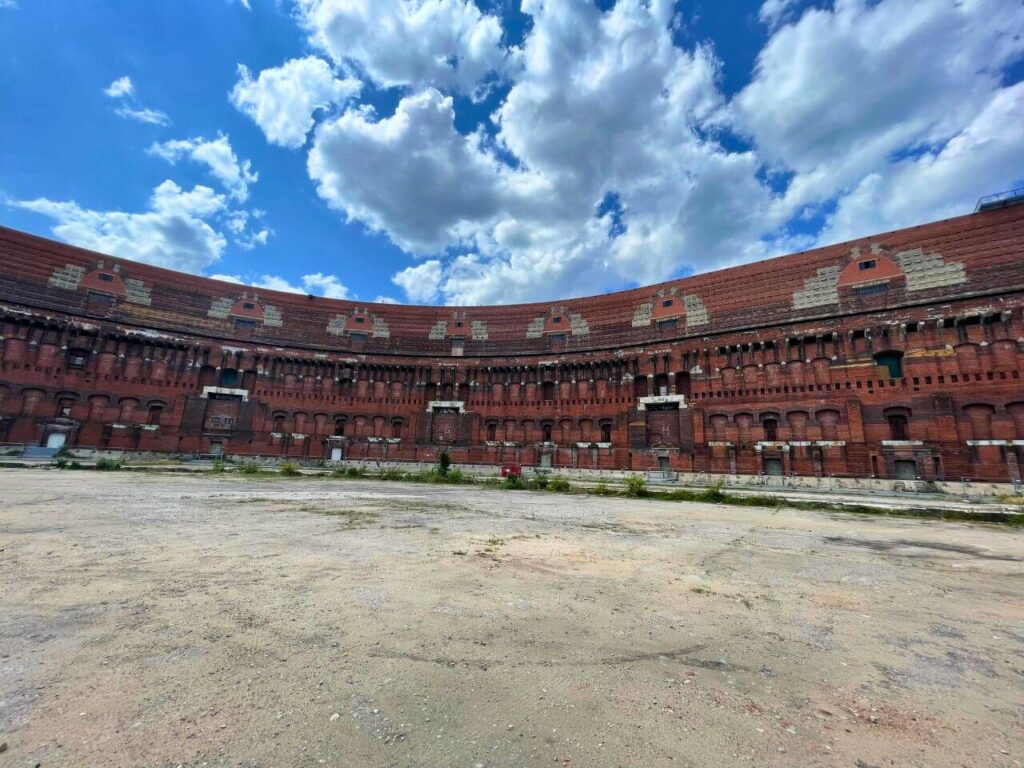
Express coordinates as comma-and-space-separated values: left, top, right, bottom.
2, 204, 1023, 358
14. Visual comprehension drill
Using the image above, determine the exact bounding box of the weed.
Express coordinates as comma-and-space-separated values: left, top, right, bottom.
548, 475, 572, 493
438, 452, 451, 477
624, 475, 647, 497
240, 461, 261, 475
280, 461, 301, 477
211, 460, 227, 474
531, 474, 550, 490
95, 457, 123, 471
591, 481, 613, 496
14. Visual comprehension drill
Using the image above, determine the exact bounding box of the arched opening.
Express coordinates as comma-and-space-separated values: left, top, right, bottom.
600, 422, 612, 443
219, 368, 240, 388
542, 423, 553, 443
486, 422, 497, 441
541, 381, 555, 401
762, 417, 778, 442
888, 414, 909, 441
147, 403, 165, 425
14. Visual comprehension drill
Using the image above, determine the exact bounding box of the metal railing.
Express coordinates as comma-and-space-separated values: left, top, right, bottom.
975, 187, 1024, 212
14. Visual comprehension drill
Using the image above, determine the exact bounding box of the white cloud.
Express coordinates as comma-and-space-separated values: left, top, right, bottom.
149, 134, 258, 202
309, 89, 511, 253
373, 295, 399, 304
104, 76, 134, 99
242, 0, 1024, 305
209, 271, 352, 299
392, 259, 443, 303
14, 181, 229, 273
819, 83, 1024, 244
115, 106, 171, 126
734, 0, 1024, 213
230, 57, 360, 149
296, 0, 506, 95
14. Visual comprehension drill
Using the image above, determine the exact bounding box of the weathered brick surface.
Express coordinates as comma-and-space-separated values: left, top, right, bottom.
2, 204, 1024, 480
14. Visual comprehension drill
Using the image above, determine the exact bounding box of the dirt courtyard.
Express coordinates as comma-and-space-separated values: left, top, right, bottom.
0, 470, 1021, 768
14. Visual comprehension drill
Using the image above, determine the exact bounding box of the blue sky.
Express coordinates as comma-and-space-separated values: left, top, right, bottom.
1, 0, 1022, 306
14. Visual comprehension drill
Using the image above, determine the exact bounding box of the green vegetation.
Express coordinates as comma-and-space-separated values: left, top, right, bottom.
548, 475, 572, 493
624, 475, 647, 497
438, 451, 452, 477
211, 459, 228, 473
279, 461, 301, 477
95, 457, 123, 471
239, 461, 261, 475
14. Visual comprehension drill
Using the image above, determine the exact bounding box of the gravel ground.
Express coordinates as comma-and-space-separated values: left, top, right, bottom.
0, 469, 1022, 768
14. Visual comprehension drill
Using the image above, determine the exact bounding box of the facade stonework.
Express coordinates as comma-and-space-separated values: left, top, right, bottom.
2, 203, 1024, 481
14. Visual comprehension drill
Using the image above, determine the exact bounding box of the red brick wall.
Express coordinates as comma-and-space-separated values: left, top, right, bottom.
2, 205, 1024, 481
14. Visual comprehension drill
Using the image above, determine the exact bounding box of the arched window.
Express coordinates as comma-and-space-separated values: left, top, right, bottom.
541, 381, 555, 401
147, 403, 165, 425
486, 422, 497, 441
762, 417, 778, 442
888, 414, 909, 441
542, 424, 553, 443
600, 423, 612, 443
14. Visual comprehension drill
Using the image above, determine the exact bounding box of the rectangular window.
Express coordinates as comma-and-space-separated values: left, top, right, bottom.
858, 259, 877, 270
661, 299, 673, 307
98, 273, 114, 282
234, 318, 257, 330
552, 316, 562, 324
242, 302, 255, 310
854, 283, 887, 297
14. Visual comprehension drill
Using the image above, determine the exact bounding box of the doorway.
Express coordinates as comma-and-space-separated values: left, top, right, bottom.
45, 432, 66, 450
330, 447, 344, 461
763, 458, 783, 476
658, 455, 670, 472
895, 460, 917, 480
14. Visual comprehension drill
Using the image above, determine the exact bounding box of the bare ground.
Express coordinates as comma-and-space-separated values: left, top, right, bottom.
0, 469, 1022, 768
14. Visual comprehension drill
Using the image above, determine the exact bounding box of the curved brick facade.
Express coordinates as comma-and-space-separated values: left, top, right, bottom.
2, 203, 1024, 481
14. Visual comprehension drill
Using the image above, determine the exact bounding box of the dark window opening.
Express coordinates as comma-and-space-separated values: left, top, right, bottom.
234, 318, 257, 330
242, 302, 255, 310
854, 283, 887, 297
874, 350, 904, 378
272, 415, 285, 432
98, 273, 115, 282
391, 421, 402, 438
542, 381, 555, 401
661, 299, 673, 308
486, 423, 497, 441
542, 424, 553, 443
600, 424, 612, 443
354, 316, 365, 323
147, 405, 164, 425
658, 319, 678, 331
888, 414, 909, 441
858, 259, 877, 270
551, 316, 562, 324
763, 418, 778, 442
348, 332, 367, 341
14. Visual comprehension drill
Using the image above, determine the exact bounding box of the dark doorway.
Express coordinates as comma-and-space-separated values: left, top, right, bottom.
764, 458, 783, 476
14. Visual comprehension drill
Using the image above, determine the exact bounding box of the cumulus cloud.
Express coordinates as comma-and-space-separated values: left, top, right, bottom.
209, 271, 352, 299
296, 0, 506, 95
309, 89, 511, 252
819, 83, 1024, 244
149, 134, 258, 201
734, 0, 1024, 213
230, 57, 360, 149
104, 76, 134, 99
241, 0, 1024, 304
14, 181, 229, 273
392, 259, 443, 303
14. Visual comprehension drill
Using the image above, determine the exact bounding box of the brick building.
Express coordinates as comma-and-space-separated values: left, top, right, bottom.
2, 200, 1023, 481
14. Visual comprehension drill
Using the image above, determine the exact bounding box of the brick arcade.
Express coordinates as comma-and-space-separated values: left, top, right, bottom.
2, 201, 1024, 482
